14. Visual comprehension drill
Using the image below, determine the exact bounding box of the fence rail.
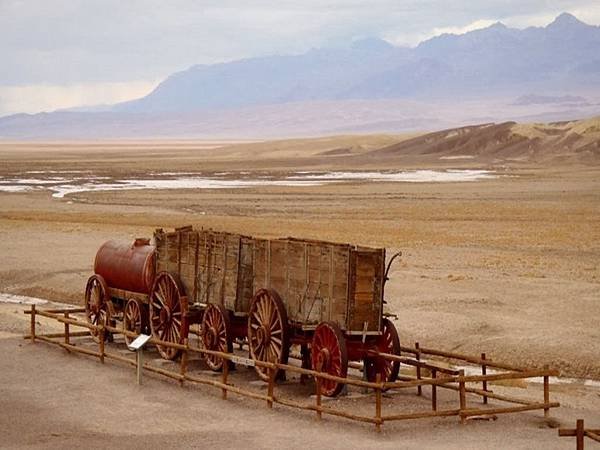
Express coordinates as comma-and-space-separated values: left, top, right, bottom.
25, 304, 559, 431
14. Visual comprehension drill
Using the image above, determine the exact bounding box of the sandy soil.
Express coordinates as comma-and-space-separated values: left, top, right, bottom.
1, 139, 599, 448
1, 308, 600, 449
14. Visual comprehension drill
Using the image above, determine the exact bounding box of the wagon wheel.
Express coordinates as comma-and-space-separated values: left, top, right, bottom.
201, 303, 232, 371
149, 272, 187, 360
311, 322, 348, 397
364, 318, 401, 383
123, 299, 148, 347
247, 289, 289, 381
84, 274, 110, 343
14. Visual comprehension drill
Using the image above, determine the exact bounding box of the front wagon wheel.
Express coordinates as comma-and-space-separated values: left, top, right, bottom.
202, 303, 232, 371
84, 274, 110, 343
149, 272, 187, 360
247, 289, 289, 381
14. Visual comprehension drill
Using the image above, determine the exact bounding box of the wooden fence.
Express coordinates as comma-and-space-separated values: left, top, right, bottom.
559, 420, 600, 449
25, 304, 559, 431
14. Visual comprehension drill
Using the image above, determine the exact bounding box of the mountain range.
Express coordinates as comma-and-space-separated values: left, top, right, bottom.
114, 12, 600, 113
1, 12, 599, 139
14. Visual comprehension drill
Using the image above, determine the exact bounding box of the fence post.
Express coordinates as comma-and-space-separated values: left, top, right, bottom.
431, 369, 437, 411
179, 338, 189, 386
543, 365, 550, 418
459, 369, 466, 424
481, 352, 488, 404
98, 326, 105, 363
315, 376, 322, 420
30, 304, 36, 343
267, 366, 275, 408
64, 312, 70, 346
375, 373, 382, 432
576, 419, 584, 450
415, 341, 422, 396
221, 356, 229, 400
136, 348, 143, 385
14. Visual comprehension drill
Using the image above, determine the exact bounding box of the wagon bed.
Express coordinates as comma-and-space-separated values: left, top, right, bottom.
155, 226, 386, 334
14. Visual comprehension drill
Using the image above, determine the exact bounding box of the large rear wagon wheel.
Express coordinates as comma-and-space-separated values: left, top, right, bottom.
364, 318, 401, 384
247, 289, 289, 381
150, 272, 187, 360
311, 322, 348, 397
84, 274, 110, 343
201, 303, 232, 371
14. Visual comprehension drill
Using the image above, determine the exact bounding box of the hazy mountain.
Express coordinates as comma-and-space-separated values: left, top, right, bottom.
512, 94, 588, 105
115, 13, 600, 113
1, 13, 599, 139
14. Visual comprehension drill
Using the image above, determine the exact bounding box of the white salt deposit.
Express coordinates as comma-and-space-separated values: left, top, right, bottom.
439, 155, 476, 160
25, 170, 89, 174
15, 178, 67, 184
0, 293, 48, 305
438, 362, 600, 390
0, 170, 499, 199
49, 178, 326, 198
288, 170, 496, 182
0, 185, 35, 193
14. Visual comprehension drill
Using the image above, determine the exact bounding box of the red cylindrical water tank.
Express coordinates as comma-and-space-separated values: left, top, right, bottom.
94, 238, 156, 294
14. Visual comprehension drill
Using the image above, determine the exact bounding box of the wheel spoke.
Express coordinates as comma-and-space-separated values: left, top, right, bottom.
269, 341, 281, 358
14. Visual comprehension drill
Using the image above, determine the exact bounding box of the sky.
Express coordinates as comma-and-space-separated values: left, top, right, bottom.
1, 0, 600, 116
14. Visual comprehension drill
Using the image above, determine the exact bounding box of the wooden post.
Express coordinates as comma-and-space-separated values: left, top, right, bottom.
64, 312, 70, 346
300, 344, 309, 385
431, 369, 437, 411
316, 376, 322, 420
375, 373, 382, 432
543, 365, 550, 418
30, 304, 36, 343
221, 357, 229, 400
415, 341, 422, 396
481, 352, 488, 404
99, 326, 105, 363
459, 369, 466, 424
136, 349, 143, 385
576, 419, 584, 450
179, 338, 189, 386
267, 367, 275, 408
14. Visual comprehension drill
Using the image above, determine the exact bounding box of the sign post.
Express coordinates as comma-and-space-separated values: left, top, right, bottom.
127, 334, 151, 385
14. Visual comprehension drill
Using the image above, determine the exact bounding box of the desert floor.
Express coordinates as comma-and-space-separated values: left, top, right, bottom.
1, 139, 599, 448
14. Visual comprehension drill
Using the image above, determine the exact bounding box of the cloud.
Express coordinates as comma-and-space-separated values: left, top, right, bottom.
430, 19, 499, 37
1, 0, 599, 114
384, 19, 499, 46
0, 81, 159, 116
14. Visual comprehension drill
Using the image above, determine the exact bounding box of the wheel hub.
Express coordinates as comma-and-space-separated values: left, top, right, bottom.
160, 306, 171, 323
256, 325, 271, 347
205, 326, 217, 349
316, 348, 330, 372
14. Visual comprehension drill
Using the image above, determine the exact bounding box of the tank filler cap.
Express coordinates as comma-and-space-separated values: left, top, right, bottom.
132, 238, 151, 248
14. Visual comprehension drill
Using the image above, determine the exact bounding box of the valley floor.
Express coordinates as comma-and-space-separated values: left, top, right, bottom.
0, 140, 599, 448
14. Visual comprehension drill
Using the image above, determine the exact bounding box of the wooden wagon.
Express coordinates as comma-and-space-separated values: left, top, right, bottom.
84, 226, 401, 396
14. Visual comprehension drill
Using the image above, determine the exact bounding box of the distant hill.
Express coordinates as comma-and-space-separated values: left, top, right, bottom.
115, 12, 600, 113
361, 116, 600, 164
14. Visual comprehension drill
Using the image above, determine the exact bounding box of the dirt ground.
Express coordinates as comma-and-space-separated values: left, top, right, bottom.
1, 139, 599, 448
